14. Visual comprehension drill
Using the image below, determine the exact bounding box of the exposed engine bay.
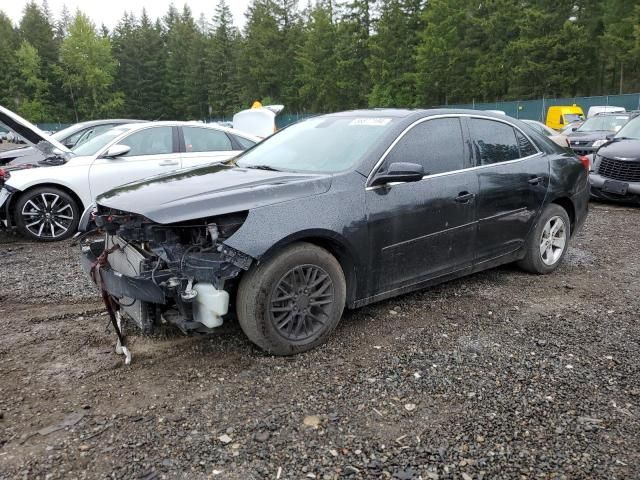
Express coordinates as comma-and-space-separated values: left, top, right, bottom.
81, 207, 253, 335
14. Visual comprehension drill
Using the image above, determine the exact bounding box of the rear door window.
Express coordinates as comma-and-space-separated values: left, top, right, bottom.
384, 117, 467, 175
515, 130, 538, 157
233, 134, 256, 150
469, 118, 521, 165
183, 127, 232, 152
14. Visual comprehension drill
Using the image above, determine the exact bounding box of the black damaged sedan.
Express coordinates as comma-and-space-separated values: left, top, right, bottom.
81, 109, 589, 356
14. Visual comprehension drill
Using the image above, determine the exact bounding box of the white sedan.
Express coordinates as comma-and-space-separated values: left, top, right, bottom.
0, 107, 259, 241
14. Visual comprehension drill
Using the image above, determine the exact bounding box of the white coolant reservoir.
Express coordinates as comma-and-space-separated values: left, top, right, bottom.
192, 283, 229, 328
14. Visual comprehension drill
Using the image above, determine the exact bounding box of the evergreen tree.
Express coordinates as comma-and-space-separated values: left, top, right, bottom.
507, 1, 591, 99
600, 0, 640, 93
296, 1, 338, 111
162, 5, 201, 119
367, 0, 424, 107
207, 0, 243, 117
334, 0, 374, 109
242, 0, 288, 106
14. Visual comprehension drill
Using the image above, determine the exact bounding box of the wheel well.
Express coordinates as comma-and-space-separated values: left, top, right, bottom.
262, 236, 358, 306
14, 183, 85, 214
551, 197, 575, 234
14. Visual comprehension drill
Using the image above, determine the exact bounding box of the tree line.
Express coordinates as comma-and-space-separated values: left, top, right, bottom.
0, 0, 638, 123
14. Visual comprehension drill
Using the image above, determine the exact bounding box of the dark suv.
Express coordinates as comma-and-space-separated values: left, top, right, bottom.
590, 115, 640, 203
568, 112, 639, 156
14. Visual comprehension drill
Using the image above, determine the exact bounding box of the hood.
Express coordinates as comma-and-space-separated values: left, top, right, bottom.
597, 139, 640, 161
0, 105, 72, 158
97, 163, 332, 224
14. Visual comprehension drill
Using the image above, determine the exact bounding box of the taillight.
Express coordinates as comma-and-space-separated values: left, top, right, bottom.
0, 168, 9, 180
579, 155, 590, 170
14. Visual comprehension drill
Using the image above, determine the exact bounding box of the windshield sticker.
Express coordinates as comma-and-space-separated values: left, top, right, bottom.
349, 118, 392, 127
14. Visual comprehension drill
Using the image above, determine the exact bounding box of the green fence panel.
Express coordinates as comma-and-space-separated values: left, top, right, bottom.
439, 93, 640, 122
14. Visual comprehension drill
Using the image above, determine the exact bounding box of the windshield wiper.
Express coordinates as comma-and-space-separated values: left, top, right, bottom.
245, 164, 281, 172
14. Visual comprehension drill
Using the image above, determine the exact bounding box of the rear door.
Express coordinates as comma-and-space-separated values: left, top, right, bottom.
88, 125, 180, 198
180, 126, 243, 168
468, 117, 549, 265
366, 116, 478, 294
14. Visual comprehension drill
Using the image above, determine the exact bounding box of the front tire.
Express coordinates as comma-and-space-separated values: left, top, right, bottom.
15, 187, 80, 242
518, 204, 571, 274
237, 242, 346, 355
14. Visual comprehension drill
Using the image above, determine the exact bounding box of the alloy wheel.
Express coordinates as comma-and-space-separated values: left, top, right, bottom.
269, 264, 334, 341
20, 192, 75, 239
539, 215, 567, 266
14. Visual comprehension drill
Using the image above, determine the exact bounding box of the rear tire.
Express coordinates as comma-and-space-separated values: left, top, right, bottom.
518, 203, 570, 274
237, 242, 346, 355
15, 187, 80, 242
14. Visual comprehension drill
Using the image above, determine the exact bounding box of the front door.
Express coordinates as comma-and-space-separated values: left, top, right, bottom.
366, 116, 478, 295
89, 126, 180, 199
467, 117, 549, 264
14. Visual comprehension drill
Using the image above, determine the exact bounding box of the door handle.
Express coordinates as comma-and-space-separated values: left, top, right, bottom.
528, 176, 543, 186
159, 160, 179, 166
455, 191, 475, 203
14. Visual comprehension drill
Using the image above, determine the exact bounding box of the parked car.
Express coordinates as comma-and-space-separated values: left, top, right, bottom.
560, 121, 584, 135
77, 109, 589, 357
587, 105, 625, 118
546, 105, 585, 130
4, 131, 25, 144
0, 119, 145, 167
567, 112, 638, 156
522, 119, 570, 148
589, 114, 640, 204
0, 106, 260, 241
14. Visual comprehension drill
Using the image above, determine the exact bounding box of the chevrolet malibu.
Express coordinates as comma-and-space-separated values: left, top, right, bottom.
81, 109, 589, 356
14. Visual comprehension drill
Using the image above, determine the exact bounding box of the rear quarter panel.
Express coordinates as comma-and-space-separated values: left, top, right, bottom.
546, 153, 589, 234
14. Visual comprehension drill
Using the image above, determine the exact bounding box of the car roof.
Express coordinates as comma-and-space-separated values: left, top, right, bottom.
592, 111, 630, 117
112, 121, 261, 141
324, 108, 516, 121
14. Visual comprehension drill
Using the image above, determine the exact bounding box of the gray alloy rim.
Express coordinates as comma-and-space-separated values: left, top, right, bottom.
21, 193, 74, 239
269, 264, 334, 341
539, 215, 567, 266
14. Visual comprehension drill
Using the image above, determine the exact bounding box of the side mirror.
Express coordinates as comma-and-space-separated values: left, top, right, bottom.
103, 144, 130, 158
371, 162, 425, 187
605, 134, 614, 140
572, 127, 578, 132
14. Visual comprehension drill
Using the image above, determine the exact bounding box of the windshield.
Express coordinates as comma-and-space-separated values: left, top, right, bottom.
235, 115, 398, 173
51, 124, 82, 141
72, 128, 128, 156
615, 116, 640, 140
577, 115, 629, 132
563, 113, 584, 124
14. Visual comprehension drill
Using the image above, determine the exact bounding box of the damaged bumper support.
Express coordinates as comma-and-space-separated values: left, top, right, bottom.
0, 185, 17, 228
82, 236, 251, 334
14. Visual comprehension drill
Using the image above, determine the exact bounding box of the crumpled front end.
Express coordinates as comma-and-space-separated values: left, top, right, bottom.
81, 206, 253, 334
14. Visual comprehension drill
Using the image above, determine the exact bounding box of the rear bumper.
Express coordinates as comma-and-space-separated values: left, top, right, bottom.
80, 239, 166, 304
589, 173, 640, 204
571, 180, 590, 236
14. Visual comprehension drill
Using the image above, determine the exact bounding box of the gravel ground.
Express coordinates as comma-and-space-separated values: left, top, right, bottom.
0, 204, 639, 480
